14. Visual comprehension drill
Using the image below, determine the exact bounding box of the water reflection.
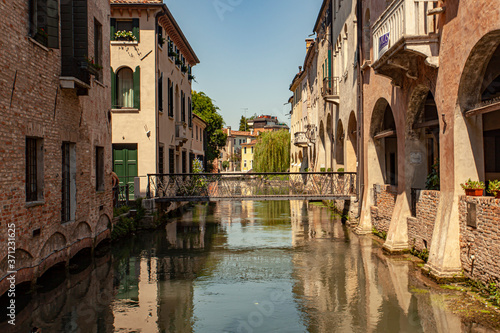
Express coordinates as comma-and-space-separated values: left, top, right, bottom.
5, 201, 498, 332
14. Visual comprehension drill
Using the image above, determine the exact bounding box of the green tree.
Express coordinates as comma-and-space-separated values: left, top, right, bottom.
192, 91, 227, 171
254, 130, 290, 172
239, 116, 248, 131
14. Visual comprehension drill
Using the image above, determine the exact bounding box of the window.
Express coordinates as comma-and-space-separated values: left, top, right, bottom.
168, 78, 173, 117
181, 91, 186, 122
29, 0, 59, 48
244, 147, 247, 154
158, 73, 163, 112
62, 142, 76, 222
196, 125, 198, 141
159, 145, 164, 174
112, 66, 140, 109
189, 153, 195, 173
96, 146, 105, 191
94, 19, 103, 81
251, 147, 254, 154
157, 24, 164, 47
188, 97, 192, 127
234, 139, 236, 144
182, 151, 187, 174
244, 160, 247, 168
26, 137, 44, 202
110, 18, 140, 42
169, 148, 175, 174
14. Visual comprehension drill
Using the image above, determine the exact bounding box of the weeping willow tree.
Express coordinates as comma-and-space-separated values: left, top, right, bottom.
254, 130, 291, 172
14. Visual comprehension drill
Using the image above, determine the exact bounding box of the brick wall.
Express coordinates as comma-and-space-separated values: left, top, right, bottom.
459, 196, 500, 284
370, 185, 397, 233
408, 190, 440, 251
0, 0, 112, 295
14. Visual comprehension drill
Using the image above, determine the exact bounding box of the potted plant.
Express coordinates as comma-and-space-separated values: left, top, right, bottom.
488, 180, 500, 198
181, 65, 188, 73
460, 178, 485, 196
188, 74, 195, 81
83, 56, 103, 76
114, 30, 136, 41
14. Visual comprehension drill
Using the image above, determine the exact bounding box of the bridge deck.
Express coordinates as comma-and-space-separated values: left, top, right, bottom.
147, 172, 358, 202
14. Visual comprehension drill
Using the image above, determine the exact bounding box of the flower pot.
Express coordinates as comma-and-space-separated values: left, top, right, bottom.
465, 189, 483, 196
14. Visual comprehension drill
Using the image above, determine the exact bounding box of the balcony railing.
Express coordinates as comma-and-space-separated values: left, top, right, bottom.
322, 77, 339, 97
294, 132, 308, 148
372, 0, 438, 62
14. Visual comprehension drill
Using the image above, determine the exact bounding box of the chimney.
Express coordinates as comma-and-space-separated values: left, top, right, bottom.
227, 126, 231, 136
306, 38, 314, 52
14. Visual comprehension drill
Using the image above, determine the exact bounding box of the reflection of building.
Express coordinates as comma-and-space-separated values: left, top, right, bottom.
110, 0, 202, 197
0, 0, 112, 297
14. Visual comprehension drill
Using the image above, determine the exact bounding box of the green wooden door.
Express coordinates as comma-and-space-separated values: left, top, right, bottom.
113, 145, 138, 200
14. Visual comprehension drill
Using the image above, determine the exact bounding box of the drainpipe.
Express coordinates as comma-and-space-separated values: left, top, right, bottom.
155, 9, 163, 176
356, 0, 364, 218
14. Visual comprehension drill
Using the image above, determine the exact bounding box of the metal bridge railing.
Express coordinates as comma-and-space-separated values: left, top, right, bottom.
146, 172, 357, 201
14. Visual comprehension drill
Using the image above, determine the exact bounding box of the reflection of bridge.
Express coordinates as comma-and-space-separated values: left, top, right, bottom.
147, 172, 357, 202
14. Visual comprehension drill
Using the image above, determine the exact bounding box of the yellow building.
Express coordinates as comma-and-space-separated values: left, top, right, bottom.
110, 0, 201, 197
241, 140, 257, 172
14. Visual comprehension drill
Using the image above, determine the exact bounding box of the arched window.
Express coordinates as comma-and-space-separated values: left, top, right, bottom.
117, 67, 134, 108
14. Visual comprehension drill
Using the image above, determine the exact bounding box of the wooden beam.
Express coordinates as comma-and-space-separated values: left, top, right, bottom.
413, 119, 439, 129
374, 129, 397, 140
465, 101, 500, 118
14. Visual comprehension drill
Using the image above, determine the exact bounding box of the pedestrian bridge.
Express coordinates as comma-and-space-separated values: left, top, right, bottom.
146, 172, 357, 202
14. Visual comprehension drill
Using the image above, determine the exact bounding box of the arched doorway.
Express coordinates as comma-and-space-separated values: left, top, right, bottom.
407, 90, 440, 190
335, 120, 345, 169
326, 114, 333, 170
346, 111, 357, 172
370, 99, 398, 186
458, 30, 500, 184
318, 121, 326, 170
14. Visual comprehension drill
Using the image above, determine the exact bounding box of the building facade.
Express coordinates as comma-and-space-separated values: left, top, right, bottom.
0, 0, 112, 295
357, 0, 500, 281
241, 140, 257, 172
220, 127, 257, 172
110, 0, 201, 197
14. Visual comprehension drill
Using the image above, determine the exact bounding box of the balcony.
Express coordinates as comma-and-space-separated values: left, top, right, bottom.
322, 77, 339, 105
294, 132, 308, 148
371, 0, 440, 86
175, 122, 188, 146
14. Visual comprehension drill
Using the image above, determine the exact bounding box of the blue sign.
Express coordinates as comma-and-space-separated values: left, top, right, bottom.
379, 32, 390, 56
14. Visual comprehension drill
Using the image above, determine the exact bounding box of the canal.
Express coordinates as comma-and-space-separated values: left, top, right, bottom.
2, 201, 498, 332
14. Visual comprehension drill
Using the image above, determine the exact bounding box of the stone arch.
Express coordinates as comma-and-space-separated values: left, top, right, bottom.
39, 232, 67, 260
458, 30, 500, 111
347, 111, 358, 172
457, 30, 500, 182
406, 86, 440, 190
318, 120, 326, 170
369, 98, 398, 186
96, 214, 111, 236
0, 249, 34, 273
336, 119, 345, 167
326, 113, 333, 169
72, 221, 92, 241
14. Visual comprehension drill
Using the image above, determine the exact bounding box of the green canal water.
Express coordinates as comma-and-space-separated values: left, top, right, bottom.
2, 201, 498, 332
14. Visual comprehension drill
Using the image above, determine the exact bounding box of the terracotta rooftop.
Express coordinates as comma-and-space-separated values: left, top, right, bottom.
110, 0, 162, 4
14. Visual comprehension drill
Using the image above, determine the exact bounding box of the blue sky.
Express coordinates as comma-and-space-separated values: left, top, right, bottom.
165, 0, 323, 129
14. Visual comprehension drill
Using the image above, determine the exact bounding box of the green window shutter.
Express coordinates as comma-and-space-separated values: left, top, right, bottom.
46, 0, 59, 48
111, 67, 116, 108
328, 49, 332, 77
132, 18, 140, 42
133, 66, 141, 109
110, 18, 116, 40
